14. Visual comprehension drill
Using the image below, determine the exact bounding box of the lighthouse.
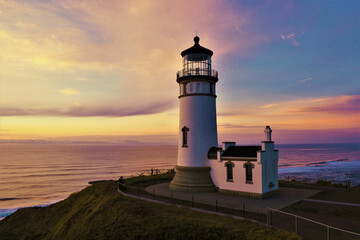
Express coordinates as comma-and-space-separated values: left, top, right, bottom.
169, 36, 218, 192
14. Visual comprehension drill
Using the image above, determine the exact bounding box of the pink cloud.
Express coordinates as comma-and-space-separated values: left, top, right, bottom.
280, 33, 300, 47
292, 95, 360, 114
298, 77, 313, 83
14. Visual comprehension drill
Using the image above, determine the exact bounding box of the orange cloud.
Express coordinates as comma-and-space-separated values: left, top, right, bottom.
58, 88, 80, 95
290, 95, 360, 114
217, 95, 359, 133
0, 0, 261, 120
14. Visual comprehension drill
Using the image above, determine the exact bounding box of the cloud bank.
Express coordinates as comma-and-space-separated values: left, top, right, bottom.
0, 100, 175, 117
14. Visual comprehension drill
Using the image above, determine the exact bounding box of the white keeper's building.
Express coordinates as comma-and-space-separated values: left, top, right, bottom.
169, 36, 279, 198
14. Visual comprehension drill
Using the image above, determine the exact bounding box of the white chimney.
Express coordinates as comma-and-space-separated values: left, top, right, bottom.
264, 126, 272, 141
222, 141, 236, 150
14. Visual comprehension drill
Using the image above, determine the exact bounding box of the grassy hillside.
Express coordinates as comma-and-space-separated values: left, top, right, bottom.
0, 181, 301, 240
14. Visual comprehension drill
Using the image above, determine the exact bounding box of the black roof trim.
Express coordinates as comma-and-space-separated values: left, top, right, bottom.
221, 146, 261, 158
208, 146, 222, 159
177, 75, 218, 83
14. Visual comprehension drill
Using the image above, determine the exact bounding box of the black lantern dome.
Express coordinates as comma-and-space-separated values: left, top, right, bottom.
181, 36, 213, 57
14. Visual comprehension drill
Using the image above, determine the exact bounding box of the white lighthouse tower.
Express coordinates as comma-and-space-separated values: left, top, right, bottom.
169, 36, 218, 192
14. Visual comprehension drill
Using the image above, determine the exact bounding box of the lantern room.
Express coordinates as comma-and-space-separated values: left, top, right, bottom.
177, 36, 218, 79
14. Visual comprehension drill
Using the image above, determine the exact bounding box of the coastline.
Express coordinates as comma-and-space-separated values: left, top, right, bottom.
1, 143, 359, 220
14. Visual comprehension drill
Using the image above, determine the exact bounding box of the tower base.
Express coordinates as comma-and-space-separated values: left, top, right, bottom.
169, 165, 216, 192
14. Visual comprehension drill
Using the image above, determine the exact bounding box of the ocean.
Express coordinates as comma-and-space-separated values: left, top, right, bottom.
1, 143, 359, 220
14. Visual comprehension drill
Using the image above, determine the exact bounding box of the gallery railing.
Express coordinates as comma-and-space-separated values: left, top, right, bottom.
177, 69, 218, 79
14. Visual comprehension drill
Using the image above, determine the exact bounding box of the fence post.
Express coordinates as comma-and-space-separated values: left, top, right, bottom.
327, 226, 330, 240
267, 209, 271, 227
153, 189, 155, 200
243, 204, 245, 218
295, 216, 298, 234
137, 187, 139, 196
215, 200, 218, 212
192, 196, 194, 208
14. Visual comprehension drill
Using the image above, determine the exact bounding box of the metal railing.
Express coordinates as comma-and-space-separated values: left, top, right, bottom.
177, 69, 218, 79
268, 208, 360, 240
120, 185, 360, 240
124, 185, 267, 223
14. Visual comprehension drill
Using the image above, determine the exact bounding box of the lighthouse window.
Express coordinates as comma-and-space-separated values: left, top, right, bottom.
190, 83, 194, 93
244, 163, 254, 183
182, 126, 189, 147
225, 162, 234, 182
197, 83, 200, 92
210, 84, 214, 94
184, 84, 187, 94
203, 82, 210, 93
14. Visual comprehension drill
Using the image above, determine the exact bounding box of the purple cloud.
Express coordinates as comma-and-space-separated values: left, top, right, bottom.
218, 124, 264, 129
0, 100, 176, 117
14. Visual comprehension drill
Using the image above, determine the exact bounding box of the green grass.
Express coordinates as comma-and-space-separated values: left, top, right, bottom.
0, 181, 300, 240
309, 184, 360, 204
281, 201, 360, 234
279, 179, 350, 189
280, 185, 360, 234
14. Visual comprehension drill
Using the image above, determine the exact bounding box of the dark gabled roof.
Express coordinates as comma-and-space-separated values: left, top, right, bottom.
221, 146, 261, 158
208, 146, 222, 159
181, 36, 213, 57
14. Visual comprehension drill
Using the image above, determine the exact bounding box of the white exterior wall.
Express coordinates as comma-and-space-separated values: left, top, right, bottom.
259, 142, 279, 193
209, 140, 278, 195
178, 95, 218, 167
209, 160, 263, 194
179, 81, 212, 95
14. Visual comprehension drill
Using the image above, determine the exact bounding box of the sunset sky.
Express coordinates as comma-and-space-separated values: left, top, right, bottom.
1, 0, 359, 144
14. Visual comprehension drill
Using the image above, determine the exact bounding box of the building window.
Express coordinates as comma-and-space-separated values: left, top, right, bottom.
210, 83, 215, 94
182, 126, 189, 147
225, 162, 234, 182
243, 163, 254, 184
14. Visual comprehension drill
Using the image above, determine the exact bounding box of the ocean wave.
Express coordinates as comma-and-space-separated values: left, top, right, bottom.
279, 159, 360, 186
278, 164, 292, 167
0, 198, 28, 201
306, 158, 350, 167
0, 203, 53, 221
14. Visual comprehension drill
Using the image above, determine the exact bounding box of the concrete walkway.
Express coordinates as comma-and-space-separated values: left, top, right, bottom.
145, 183, 319, 211
302, 198, 360, 207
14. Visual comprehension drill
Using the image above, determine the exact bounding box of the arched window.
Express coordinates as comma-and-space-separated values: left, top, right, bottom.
197, 83, 201, 92
182, 126, 189, 147
243, 163, 254, 183
225, 162, 234, 182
